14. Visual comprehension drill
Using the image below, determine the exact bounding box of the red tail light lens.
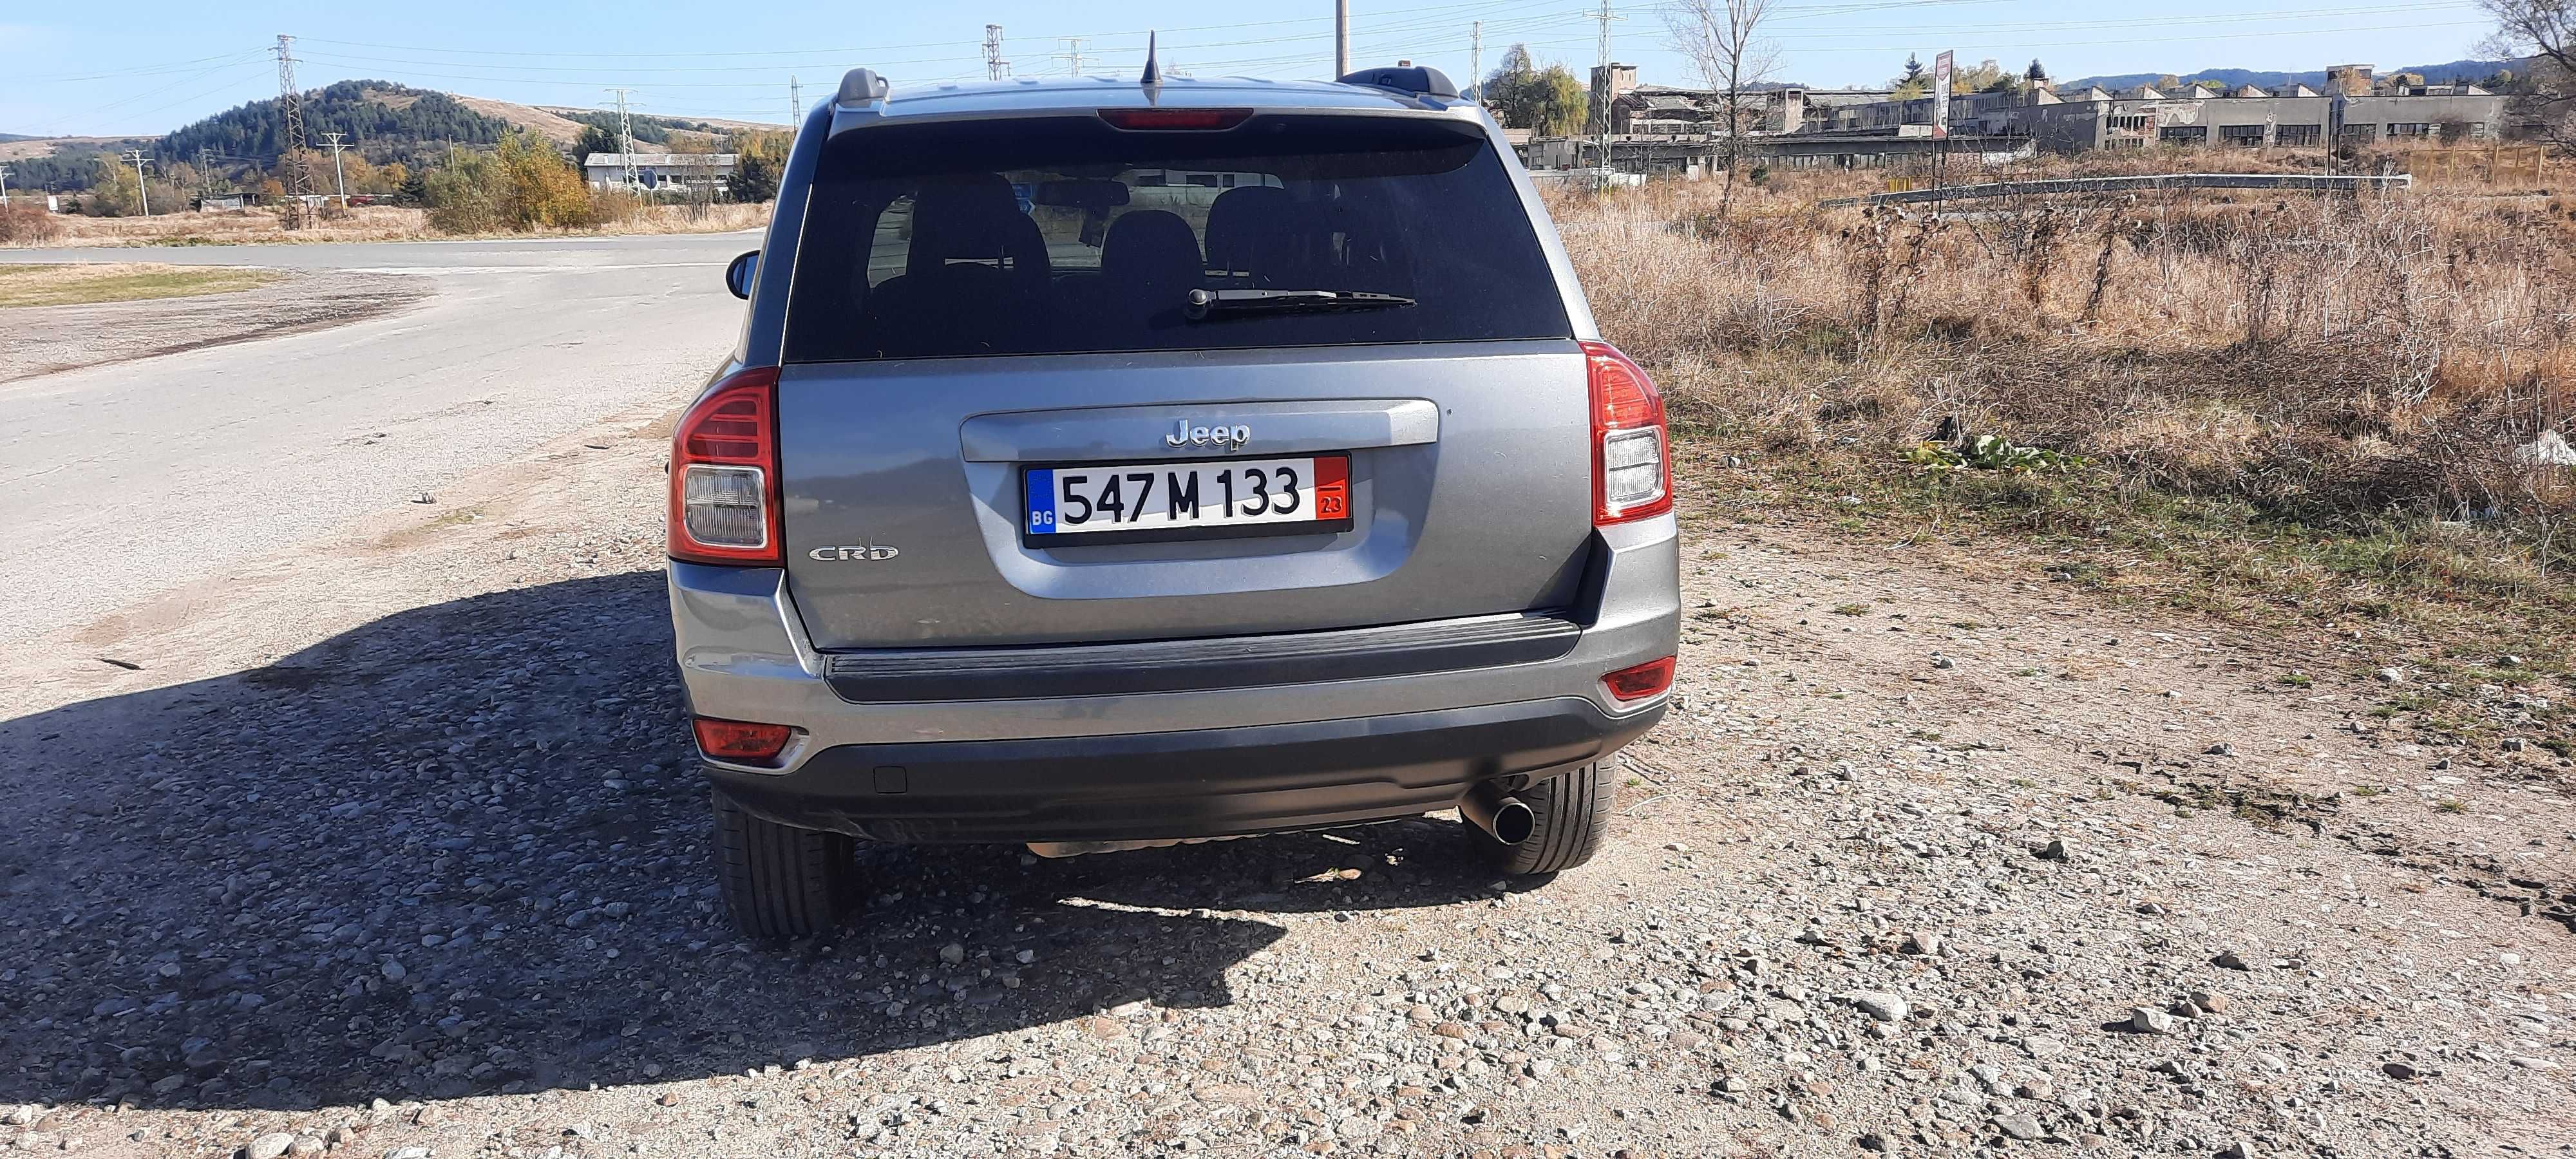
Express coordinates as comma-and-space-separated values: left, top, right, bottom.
1098, 108, 1253, 131
693, 717, 795, 763
1583, 341, 1671, 525
668, 367, 782, 565
1602, 656, 1677, 702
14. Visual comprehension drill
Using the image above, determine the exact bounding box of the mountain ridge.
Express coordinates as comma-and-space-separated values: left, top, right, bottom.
2061, 57, 2515, 91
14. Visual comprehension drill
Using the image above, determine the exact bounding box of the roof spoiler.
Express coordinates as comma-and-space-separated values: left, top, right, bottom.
1337, 63, 1458, 99
836, 68, 890, 109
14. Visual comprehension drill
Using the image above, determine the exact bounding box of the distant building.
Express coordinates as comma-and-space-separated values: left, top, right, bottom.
1530, 66, 2511, 168
582, 153, 737, 193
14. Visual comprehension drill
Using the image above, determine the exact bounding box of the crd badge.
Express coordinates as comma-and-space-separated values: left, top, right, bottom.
809, 544, 900, 561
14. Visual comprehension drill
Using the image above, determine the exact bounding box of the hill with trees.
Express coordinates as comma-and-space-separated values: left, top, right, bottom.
15, 83, 764, 194
157, 81, 516, 173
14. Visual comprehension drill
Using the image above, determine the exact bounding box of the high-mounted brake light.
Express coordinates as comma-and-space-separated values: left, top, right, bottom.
1098, 108, 1253, 131
1602, 656, 1677, 702
1583, 341, 1672, 525
693, 717, 795, 763
668, 366, 783, 565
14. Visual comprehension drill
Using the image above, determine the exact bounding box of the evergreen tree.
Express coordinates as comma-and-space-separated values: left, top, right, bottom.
725, 153, 779, 203
574, 124, 623, 162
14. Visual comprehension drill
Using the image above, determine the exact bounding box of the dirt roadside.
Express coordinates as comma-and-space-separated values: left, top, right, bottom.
0, 426, 2570, 1156
0, 269, 431, 384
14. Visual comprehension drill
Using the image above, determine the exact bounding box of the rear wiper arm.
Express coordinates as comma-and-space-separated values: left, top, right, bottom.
1183, 287, 1416, 321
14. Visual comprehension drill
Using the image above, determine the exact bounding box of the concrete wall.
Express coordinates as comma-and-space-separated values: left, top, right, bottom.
2024, 102, 2109, 152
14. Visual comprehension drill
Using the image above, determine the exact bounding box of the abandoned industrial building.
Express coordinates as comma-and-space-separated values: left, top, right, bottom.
1515, 60, 2514, 173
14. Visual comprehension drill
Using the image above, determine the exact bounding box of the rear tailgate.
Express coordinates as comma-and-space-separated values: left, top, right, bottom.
775, 108, 1589, 651
778, 343, 1589, 648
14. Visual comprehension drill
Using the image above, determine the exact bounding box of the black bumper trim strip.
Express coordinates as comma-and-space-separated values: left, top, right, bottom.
820, 612, 1581, 702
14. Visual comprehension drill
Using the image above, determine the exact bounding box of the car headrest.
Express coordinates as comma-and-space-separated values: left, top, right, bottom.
1101, 210, 1202, 294
907, 173, 1036, 278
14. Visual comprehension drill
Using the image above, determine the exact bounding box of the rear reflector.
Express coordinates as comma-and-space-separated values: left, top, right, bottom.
1583, 341, 1672, 525
1098, 108, 1253, 131
668, 367, 782, 565
1602, 656, 1677, 702
693, 717, 795, 763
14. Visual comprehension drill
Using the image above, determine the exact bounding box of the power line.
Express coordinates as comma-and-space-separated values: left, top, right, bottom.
285, 0, 1545, 61
18, 48, 272, 84
33, 3, 2485, 135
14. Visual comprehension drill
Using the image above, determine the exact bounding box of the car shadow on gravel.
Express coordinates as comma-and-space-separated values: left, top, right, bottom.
0, 570, 1513, 1114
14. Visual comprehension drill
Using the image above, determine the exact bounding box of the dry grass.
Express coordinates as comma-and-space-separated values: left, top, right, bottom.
0, 262, 284, 307
1554, 166, 2576, 681
17, 202, 770, 249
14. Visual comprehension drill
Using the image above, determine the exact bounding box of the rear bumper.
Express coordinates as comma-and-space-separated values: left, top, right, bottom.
708, 696, 1663, 842
668, 513, 1680, 841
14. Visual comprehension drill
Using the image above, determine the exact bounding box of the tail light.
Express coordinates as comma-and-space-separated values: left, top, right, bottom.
693, 717, 795, 763
1583, 341, 1671, 525
1602, 656, 1676, 702
668, 366, 782, 565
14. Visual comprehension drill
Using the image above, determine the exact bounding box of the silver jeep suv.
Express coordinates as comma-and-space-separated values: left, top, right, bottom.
672, 62, 1680, 937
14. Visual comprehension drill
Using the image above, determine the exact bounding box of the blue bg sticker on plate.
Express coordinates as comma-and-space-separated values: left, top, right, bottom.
1025, 468, 1057, 534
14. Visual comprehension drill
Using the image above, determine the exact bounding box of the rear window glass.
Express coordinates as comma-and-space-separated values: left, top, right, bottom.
782, 113, 1572, 362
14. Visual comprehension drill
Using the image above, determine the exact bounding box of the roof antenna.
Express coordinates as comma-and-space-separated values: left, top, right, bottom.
1140, 32, 1160, 88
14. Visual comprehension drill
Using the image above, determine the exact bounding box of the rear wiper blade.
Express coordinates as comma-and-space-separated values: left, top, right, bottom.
1183, 287, 1416, 321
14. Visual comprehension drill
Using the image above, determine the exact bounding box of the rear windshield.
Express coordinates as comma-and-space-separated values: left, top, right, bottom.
781, 113, 1572, 363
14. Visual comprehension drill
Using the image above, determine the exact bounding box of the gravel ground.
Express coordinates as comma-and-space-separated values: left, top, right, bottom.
3, 426, 2572, 1158
0, 269, 430, 383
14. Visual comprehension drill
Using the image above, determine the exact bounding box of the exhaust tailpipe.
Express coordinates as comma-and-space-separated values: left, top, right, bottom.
1460, 783, 1535, 845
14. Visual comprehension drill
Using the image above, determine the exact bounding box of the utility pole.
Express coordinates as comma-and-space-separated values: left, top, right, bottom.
0, 166, 12, 207
319, 131, 351, 207
607, 88, 638, 190
275, 33, 311, 225
1053, 37, 1088, 77
983, 25, 1009, 80
1334, 1, 1350, 76
1470, 21, 1482, 104
194, 147, 214, 205
788, 75, 802, 126
122, 149, 151, 217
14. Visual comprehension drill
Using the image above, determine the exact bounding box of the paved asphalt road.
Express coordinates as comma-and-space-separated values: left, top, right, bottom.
0, 232, 756, 648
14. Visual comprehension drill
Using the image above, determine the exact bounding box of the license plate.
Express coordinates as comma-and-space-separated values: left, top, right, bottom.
1023, 454, 1352, 545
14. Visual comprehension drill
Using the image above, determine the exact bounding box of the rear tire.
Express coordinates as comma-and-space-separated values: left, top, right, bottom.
1476, 763, 1615, 876
712, 791, 858, 939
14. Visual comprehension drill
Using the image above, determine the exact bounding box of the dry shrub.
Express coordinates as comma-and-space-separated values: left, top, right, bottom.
588, 187, 646, 229
1557, 177, 2576, 529
0, 201, 61, 244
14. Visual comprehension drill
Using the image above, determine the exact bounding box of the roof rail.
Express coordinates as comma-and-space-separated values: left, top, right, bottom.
837, 68, 890, 109
1337, 64, 1458, 99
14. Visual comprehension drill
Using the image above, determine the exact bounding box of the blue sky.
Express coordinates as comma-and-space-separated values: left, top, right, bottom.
4, 0, 2505, 137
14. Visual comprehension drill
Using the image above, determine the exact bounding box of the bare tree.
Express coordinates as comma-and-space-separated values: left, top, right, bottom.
1666, 0, 1781, 209
2481, 0, 2576, 150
